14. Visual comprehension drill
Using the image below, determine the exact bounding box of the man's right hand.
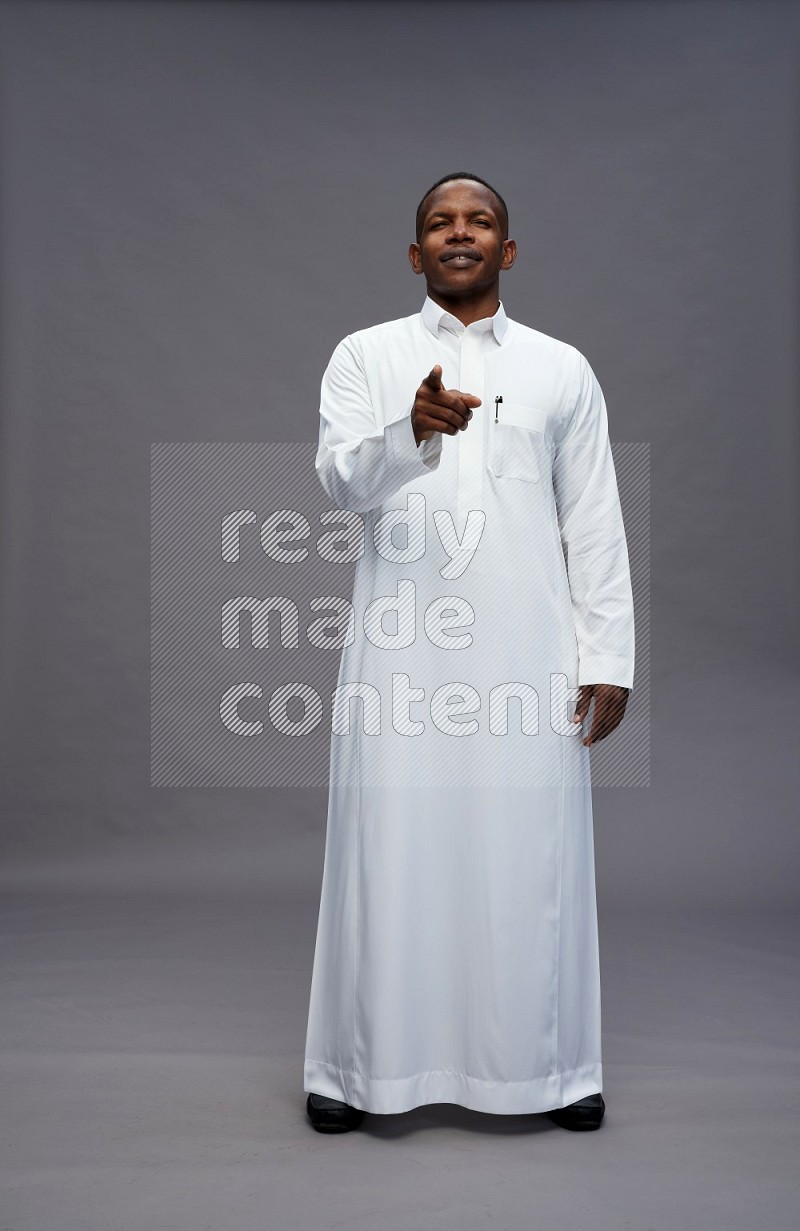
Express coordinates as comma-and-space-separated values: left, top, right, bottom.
411, 366, 482, 445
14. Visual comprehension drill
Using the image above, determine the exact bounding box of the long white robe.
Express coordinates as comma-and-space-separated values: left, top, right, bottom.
303, 296, 634, 1115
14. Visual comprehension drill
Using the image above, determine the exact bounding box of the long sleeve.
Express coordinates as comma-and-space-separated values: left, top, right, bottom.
552, 350, 635, 689
315, 333, 442, 513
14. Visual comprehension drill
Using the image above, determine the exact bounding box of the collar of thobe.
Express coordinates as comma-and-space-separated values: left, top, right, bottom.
420, 295, 509, 345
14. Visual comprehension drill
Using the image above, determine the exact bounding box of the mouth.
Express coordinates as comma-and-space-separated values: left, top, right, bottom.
441, 250, 482, 265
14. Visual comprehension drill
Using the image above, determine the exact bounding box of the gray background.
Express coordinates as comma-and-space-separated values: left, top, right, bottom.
0, 1, 797, 1228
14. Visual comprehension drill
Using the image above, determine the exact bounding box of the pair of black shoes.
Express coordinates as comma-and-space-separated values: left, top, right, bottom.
305, 1091, 605, 1133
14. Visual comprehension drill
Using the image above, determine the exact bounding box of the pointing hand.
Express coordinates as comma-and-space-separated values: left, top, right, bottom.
411, 365, 482, 445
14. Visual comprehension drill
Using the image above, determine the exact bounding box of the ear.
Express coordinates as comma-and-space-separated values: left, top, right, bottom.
500, 239, 517, 271
408, 243, 423, 275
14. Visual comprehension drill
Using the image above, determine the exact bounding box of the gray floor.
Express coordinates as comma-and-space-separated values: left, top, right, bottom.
1, 867, 796, 1230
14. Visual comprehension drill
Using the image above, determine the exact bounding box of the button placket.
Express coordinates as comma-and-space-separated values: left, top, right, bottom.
456, 330, 485, 528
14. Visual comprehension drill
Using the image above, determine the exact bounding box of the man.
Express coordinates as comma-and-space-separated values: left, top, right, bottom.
304, 173, 634, 1134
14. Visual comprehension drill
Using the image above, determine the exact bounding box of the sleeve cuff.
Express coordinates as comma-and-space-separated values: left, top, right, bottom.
386, 412, 443, 474
577, 654, 634, 690
417, 431, 443, 468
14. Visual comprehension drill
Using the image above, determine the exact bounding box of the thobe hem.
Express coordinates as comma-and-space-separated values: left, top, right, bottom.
303, 1057, 602, 1116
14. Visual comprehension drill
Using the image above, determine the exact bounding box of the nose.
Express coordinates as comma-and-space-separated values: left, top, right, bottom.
447, 220, 474, 242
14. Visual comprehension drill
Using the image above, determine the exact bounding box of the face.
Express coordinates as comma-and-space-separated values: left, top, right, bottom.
408, 180, 516, 299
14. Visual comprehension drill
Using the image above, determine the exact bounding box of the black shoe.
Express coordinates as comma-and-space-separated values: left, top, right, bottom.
547, 1092, 605, 1131
306, 1092, 365, 1133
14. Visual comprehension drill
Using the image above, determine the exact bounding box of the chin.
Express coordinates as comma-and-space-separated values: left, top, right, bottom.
430, 270, 484, 291
439, 280, 487, 298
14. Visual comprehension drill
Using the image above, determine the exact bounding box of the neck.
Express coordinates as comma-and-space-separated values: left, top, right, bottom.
426, 284, 500, 328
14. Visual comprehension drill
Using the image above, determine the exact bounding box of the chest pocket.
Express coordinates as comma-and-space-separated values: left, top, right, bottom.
489, 403, 549, 483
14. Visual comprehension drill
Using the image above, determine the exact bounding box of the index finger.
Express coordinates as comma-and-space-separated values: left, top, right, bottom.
422, 365, 444, 393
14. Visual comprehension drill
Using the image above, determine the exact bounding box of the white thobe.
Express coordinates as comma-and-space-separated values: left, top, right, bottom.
303, 295, 634, 1115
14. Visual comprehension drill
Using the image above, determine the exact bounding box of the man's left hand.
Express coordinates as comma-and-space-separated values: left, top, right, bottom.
571, 684, 630, 747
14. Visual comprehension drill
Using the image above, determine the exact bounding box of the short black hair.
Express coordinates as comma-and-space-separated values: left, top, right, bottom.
415, 172, 509, 243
